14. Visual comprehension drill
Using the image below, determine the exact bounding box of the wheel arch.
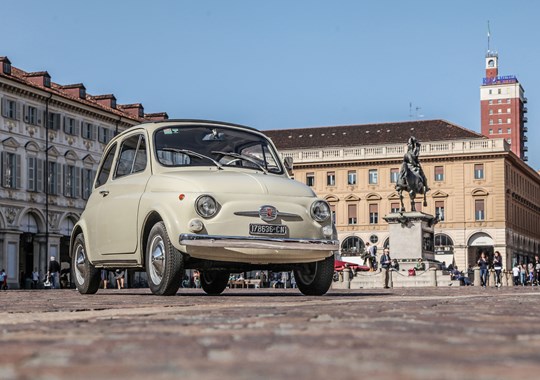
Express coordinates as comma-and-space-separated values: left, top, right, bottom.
141, 211, 164, 269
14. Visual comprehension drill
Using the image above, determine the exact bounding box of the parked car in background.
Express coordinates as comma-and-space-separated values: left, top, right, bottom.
70, 120, 339, 296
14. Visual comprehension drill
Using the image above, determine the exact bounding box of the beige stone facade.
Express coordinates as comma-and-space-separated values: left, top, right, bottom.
265, 121, 540, 271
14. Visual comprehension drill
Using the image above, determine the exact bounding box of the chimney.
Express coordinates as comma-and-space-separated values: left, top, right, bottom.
0, 56, 11, 75
60, 83, 86, 99
145, 112, 169, 121
118, 103, 144, 119
25, 71, 51, 88
92, 94, 117, 109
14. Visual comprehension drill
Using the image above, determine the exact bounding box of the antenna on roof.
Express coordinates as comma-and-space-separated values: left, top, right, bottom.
487, 20, 491, 52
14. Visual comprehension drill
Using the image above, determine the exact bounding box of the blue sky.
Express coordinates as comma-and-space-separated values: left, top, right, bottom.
2, 0, 540, 168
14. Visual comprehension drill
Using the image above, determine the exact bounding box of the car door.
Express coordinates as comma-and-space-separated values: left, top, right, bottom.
94, 132, 150, 255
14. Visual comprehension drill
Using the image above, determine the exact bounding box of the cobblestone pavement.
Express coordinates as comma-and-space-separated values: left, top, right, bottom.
0, 287, 539, 380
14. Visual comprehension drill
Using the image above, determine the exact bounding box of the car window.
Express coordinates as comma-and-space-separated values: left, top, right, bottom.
115, 134, 147, 178
95, 143, 117, 188
154, 126, 283, 174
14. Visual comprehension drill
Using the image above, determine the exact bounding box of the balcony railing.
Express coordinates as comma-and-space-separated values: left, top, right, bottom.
279, 138, 510, 164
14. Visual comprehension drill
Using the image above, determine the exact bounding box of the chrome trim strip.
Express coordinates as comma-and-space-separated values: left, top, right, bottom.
234, 211, 301, 218
179, 234, 339, 251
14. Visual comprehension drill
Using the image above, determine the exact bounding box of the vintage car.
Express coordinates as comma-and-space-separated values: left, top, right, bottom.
70, 120, 339, 296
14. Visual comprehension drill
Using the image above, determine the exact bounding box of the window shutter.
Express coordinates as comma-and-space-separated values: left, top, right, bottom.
1, 152, 7, 187
63, 116, 67, 133
75, 167, 80, 198
54, 113, 61, 131
15, 154, 21, 189
15, 102, 21, 120
1, 98, 7, 118
74, 120, 80, 136
348, 204, 357, 218
56, 164, 62, 195
37, 159, 44, 192
369, 204, 378, 213
37, 109, 42, 126
92, 124, 97, 140
24, 105, 29, 123
27, 157, 35, 191
63, 164, 68, 196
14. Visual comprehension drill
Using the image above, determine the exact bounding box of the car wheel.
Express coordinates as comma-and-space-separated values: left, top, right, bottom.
293, 255, 334, 296
146, 221, 183, 296
72, 233, 101, 294
200, 271, 230, 295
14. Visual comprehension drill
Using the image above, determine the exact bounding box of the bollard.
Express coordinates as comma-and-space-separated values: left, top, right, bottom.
428, 268, 437, 287
343, 268, 351, 289
473, 267, 481, 287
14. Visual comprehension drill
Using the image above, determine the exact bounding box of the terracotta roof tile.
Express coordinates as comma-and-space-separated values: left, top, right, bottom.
263, 119, 484, 150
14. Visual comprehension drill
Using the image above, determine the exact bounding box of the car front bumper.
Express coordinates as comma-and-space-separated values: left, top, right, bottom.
180, 234, 339, 251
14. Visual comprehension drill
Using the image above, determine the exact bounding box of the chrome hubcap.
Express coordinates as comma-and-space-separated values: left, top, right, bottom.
74, 244, 86, 285
296, 263, 317, 285
149, 235, 165, 284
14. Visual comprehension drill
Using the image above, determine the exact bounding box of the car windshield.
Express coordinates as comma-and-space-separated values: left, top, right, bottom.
154, 125, 283, 174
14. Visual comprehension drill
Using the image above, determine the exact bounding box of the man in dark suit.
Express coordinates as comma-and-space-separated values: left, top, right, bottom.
380, 249, 392, 289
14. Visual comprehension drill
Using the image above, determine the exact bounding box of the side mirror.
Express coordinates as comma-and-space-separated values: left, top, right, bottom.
283, 156, 294, 176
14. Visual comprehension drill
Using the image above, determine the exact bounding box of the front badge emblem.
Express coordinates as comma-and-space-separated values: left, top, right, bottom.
259, 205, 278, 222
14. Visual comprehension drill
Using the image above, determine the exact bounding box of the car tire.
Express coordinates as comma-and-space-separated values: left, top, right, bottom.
293, 255, 334, 296
146, 221, 183, 296
200, 271, 230, 295
72, 233, 101, 294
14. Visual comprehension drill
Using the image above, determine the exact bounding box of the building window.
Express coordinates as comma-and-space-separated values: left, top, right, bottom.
435, 201, 445, 221
475, 199, 485, 221
82, 168, 95, 200
507, 118, 511, 124
369, 204, 378, 224
81, 122, 96, 140
434, 166, 444, 181
507, 99, 511, 104
24, 105, 38, 125
489, 129, 493, 135
507, 138, 512, 144
507, 128, 511, 134
347, 170, 357, 185
391, 202, 400, 213
341, 236, 364, 256
368, 169, 378, 184
488, 100, 493, 104
489, 120, 493, 125
507, 108, 511, 113
48, 112, 61, 131
489, 90, 492, 95
1, 98, 18, 119
489, 109, 493, 115
98, 126, 113, 144
498, 119, 502, 125
327, 171, 336, 186
497, 99, 502, 104
330, 204, 336, 224
390, 168, 399, 183
498, 128, 502, 133
348, 204, 357, 225
370, 234, 378, 244
498, 109, 502, 114
474, 164, 484, 180
47, 161, 61, 195
64, 117, 79, 135
63, 165, 80, 198
306, 172, 314, 187
27, 157, 43, 192
1, 152, 21, 189
434, 234, 454, 255
497, 89, 502, 94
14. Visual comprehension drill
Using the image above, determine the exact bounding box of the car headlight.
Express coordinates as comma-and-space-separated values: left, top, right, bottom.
311, 200, 331, 222
195, 195, 219, 218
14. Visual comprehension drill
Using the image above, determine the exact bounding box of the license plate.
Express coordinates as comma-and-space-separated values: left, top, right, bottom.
249, 224, 288, 235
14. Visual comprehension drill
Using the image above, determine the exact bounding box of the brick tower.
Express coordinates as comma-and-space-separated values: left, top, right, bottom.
480, 48, 528, 160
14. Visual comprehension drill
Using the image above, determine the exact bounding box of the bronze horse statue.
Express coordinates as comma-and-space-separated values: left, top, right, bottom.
395, 137, 430, 212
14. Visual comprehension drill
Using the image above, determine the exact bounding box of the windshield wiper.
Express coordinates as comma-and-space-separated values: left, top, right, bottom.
212, 151, 268, 174
161, 148, 223, 170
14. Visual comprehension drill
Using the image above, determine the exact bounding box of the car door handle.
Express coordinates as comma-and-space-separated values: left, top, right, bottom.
99, 190, 109, 197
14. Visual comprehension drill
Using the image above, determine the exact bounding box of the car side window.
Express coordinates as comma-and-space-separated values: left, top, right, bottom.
95, 143, 117, 188
115, 134, 147, 179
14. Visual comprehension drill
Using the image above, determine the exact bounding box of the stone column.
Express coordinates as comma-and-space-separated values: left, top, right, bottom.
473, 267, 481, 287
428, 268, 437, 287
342, 268, 351, 289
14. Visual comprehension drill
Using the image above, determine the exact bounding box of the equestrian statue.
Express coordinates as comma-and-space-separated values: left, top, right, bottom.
395, 136, 430, 212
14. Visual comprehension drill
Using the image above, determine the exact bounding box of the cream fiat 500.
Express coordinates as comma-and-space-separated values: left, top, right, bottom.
70, 120, 338, 296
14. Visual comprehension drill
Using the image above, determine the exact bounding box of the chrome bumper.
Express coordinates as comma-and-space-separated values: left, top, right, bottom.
180, 234, 339, 251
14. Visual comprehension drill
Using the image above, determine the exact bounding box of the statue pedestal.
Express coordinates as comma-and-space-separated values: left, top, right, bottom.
383, 212, 437, 270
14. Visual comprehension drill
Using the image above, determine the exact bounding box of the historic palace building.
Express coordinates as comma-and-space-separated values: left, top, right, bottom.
264, 119, 540, 271
0, 56, 167, 288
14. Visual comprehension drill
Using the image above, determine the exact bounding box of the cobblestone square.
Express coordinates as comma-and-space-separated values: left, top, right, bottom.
0, 287, 539, 380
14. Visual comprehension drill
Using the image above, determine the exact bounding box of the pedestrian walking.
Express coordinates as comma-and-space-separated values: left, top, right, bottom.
512, 263, 520, 286
493, 251, 503, 288
477, 251, 489, 288
0, 269, 7, 290
47, 256, 61, 289
520, 263, 527, 286
32, 268, 40, 289
380, 248, 392, 288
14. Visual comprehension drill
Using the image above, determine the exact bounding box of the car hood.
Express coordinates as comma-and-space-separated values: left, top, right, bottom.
151, 170, 316, 197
